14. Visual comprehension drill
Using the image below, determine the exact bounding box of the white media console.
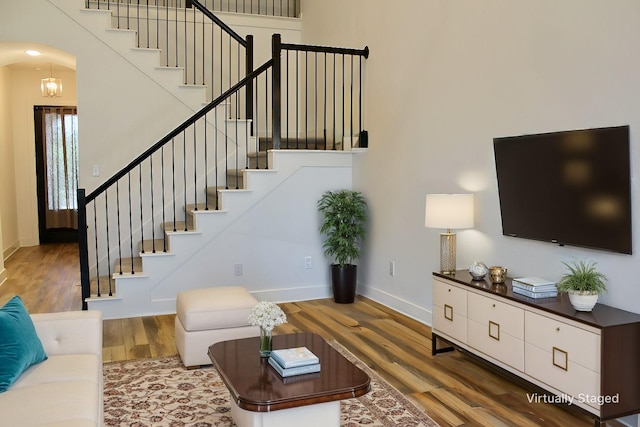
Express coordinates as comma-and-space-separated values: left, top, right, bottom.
432, 271, 640, 426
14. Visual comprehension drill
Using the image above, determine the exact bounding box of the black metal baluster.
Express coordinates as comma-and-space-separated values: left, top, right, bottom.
323, 52, 327, 148
342, 53, 345, 150
175, 5, 179, 68
295, 51, 299, 147
359, 54, 363, 141
286, 50, 289, 143
193, 121, 198, 210
116, 181, 123, 275
105, 193, 113, 296
214, 107, 219, 209
192, 5, 196, 85
265, 67, 268, 151
155, 0, 159, 50
136, 1, 140, 47
332, 53, 336, 150
236, 92, 240, 173
183, 131, 188, 230
304, 51, 308, 148
139, 164, 144, 255
128, 172, 135, 273
314, 51, 318, 145
225, 95, 230, 189
161, 146, 167, 251
204, 115, 209, 209
350, 54, 354, 149
146, 0, 150, 48
165, 1, 169, 67
184, 5, 188, 84
172, 138, 177, 231
150, 155, 156, 252
116, 0, 120, 28
93, 201, 101, 297
254, 74, 260, 160
201, 9, 205, 87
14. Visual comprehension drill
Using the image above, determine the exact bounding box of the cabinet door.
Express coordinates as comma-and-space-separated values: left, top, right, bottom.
525, 311, 601, 410
467, 292, 524, 371
433, 279, 467, 343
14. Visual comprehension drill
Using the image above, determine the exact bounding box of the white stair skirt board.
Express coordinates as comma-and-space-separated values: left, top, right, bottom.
231, 400, 339, 427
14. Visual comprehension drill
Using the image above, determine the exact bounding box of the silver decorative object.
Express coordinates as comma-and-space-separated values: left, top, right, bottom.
468, 262, 489, 280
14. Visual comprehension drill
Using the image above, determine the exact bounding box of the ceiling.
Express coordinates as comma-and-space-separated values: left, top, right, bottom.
0, 41, 76, 72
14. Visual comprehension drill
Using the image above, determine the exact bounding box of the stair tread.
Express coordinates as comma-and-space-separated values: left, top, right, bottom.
113, 257, 143, 273
184, 203, 219, 212
139, 239, 169, 254
163, 221, 196, 232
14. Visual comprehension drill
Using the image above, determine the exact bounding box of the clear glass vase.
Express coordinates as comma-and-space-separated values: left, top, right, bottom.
259, 327, 272, 357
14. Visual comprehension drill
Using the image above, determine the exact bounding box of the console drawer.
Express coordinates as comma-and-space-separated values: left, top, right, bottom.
433, 305, 467, 343
468, 292, 524, 339
525, 311, 600, 372
525, 342, 600, 410
468, 318, 524, 371
433, 279, 467, 316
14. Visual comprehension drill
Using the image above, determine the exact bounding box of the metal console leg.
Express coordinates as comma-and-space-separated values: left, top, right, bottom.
431, 333, 455, 356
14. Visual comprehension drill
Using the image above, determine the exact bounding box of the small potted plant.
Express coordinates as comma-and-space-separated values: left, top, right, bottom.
556, 260, 607, 312
317, 190, 367, 303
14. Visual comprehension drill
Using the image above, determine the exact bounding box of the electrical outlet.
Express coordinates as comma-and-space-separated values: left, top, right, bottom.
91, 164, 100, 177
389, 260, 395, 277
304, 256, 312, 269
234, 263, 243, 276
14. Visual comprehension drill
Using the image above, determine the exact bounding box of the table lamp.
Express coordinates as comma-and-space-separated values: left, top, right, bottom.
425, 194, 474, 274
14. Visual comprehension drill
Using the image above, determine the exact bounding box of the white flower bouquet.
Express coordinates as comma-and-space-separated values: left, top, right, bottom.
247, 301, 287, 332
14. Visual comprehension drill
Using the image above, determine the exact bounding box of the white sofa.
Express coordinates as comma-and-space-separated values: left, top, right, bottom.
0, 310, 103, 426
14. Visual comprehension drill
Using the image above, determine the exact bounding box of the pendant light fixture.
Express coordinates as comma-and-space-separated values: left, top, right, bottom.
41, 63, 63, 97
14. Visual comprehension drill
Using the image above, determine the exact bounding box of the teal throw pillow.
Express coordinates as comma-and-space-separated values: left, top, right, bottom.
0, 296, 48, 392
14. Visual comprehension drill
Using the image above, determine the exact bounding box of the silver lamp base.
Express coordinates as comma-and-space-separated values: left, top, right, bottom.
439, 232, 456, 274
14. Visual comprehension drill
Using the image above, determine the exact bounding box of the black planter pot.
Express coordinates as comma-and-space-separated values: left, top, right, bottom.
330, 264, 357, 304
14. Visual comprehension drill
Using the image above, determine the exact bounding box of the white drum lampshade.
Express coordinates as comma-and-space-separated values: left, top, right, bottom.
425, 194, 474, 274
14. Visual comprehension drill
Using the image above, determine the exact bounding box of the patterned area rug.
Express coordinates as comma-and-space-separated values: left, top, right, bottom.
104, 341, 439, 426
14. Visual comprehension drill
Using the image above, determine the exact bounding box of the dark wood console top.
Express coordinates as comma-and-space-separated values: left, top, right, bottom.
433, 271, 640, 329
208, 332, 370, 412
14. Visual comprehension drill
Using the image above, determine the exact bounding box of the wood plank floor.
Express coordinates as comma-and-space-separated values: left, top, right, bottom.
1, 243, 610, 426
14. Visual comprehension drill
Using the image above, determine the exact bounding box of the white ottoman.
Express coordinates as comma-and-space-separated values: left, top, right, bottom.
175, 286, 260, 368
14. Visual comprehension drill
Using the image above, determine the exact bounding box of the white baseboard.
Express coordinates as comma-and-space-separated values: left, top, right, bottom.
250, 285, 333, 304
0, 268, 7, 288
360, 286, 432, 326
3, 242, 20, 261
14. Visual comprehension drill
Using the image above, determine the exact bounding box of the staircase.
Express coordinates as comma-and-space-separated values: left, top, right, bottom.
71, 0, 368, 319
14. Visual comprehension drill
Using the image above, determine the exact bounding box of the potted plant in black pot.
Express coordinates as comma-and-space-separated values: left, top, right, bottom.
317, 190, 367, 303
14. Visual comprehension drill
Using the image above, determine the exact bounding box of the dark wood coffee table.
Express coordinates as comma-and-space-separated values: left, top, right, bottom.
208, 332, 370, 427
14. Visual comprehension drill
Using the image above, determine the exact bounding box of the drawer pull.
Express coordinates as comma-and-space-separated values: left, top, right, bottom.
556, 327, 560, 332
489, 321, 500, 341
448, 289, 451, 292
492, 303, 496, 308
552, 347, 568, 371
444, 304, 454, 321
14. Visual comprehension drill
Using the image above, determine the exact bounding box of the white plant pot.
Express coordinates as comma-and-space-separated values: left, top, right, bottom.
568, 291, 599, 312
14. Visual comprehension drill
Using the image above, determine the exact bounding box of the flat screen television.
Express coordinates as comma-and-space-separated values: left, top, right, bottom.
493, 125, 632, 254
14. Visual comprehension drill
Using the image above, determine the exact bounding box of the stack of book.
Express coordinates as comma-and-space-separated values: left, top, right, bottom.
512, 277, 558, 299
268, 347, 321, 378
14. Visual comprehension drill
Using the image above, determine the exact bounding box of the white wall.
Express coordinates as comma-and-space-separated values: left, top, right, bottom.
0, 66, 9, 282
301, 0, 640, 320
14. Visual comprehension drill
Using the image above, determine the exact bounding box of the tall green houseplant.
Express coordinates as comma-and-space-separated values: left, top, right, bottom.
318, 190, 367, 303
